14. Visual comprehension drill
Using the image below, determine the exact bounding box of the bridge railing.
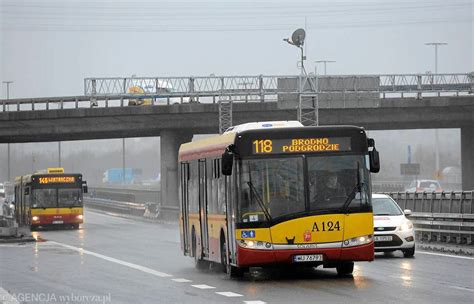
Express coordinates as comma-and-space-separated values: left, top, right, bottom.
84, 73, 473, 97
1, 73, 472, 112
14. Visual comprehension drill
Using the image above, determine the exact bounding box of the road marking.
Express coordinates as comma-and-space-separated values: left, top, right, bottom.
172, 278, 192, 283
244, 301, 267, 304
215, 291, 243, 297
0, 287, 20, 304
191, 284, 216, 289
417, 251, 474, 260
46, 241, 172, 278
449, 286, 474, 293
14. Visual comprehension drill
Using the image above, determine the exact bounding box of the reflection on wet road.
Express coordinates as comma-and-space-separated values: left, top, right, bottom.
1, 210, 473, 304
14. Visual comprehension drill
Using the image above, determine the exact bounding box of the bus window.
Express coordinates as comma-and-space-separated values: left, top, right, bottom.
32, 189, 57, 208
239, 157, 305, 221
308, 155, 370, 211
58, 189, 82, 207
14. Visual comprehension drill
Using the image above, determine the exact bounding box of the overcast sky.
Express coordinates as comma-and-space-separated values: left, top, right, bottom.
0, 0, 472, 98
0, 0, 472, 183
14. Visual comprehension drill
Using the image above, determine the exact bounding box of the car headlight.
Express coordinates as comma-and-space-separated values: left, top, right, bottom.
238, 239, 273, 250
77, 215, 84, 220
399, 221, 413, 232
32, 216, 39, 221
342, 234, 373, 247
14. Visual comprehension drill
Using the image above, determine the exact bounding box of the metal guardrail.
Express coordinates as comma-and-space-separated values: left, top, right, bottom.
383, 191, 474, 245
0, 73, 472, 112
83, 197, 175, 220
84, 197, 147, 216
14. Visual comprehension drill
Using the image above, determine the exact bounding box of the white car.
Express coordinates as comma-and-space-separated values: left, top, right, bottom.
372, 194, 415, 257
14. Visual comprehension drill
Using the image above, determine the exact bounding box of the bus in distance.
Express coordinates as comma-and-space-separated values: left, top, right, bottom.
14, 168, 88, 230
178, 121, 380, 278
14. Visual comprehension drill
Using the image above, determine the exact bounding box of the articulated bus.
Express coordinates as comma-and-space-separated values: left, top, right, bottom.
178, 121, 380, 278
14, 168, 88, 230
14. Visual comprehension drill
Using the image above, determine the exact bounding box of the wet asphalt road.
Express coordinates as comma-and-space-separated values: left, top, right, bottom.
1, 209, 473, 304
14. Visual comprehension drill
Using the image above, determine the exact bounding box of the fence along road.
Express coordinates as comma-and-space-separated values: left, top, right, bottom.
385, 191, 474, 246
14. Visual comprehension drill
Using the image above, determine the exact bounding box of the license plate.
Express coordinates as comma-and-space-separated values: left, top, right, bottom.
374, 235, 393, 242
52, 220, 64, 224
293, 254, 323, 262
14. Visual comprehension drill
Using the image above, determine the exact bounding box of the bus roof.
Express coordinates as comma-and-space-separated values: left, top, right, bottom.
178, 123, 368, 162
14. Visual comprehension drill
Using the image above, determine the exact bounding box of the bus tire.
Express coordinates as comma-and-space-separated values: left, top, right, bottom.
72, 224, 80, 230
221, 235, 245, 278
336, 262, 354, 276
192, 229, 208, 270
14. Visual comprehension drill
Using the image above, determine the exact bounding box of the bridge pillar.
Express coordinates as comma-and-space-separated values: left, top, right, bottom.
461, 125, 474, 191
160, 130, 193, 219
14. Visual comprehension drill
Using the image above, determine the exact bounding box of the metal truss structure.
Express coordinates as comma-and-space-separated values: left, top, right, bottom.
1, 73, 472, 116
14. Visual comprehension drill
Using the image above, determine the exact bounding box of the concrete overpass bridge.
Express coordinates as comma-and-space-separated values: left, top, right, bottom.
1, 73, 473, 213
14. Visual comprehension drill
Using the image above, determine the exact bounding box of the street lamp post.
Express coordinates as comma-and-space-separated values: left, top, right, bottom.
315, 60, 336, 75
3, 81, 14, 181
425, 42, 447, 180
425, 42, 447, 74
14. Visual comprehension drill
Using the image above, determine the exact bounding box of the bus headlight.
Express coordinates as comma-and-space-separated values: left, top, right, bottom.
76, 215, 84, 220
32, 216, 39, 221
399, 221, 413, 232
342, 235, 373, 247
238, 239, 273, 250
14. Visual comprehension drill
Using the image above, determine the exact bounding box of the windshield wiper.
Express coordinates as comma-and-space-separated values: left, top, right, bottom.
247, 181, 272, 222
340, 162, 364, 214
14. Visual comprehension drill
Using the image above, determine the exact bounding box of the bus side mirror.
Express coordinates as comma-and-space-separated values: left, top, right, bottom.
369, 148, 380, 173
24, 188, 30, 195
83, 185, 88, 194
221, 150, 233, 176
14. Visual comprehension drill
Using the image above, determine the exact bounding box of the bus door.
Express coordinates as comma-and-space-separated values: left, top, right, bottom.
180, 163, 190, 254
225, 166, 237, 265
198, 159, 209, 257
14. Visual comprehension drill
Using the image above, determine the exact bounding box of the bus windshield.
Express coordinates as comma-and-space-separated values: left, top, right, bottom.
239, 157, 305, 222
58, 188, 82, 207
308, 155, 370, 212
238, 155, 370, 223
32, 189, 57, 208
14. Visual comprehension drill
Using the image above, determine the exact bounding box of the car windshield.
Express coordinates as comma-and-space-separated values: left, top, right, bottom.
420, 181, 439, 189
32, 189, 57, 208
372, 198, 403, 215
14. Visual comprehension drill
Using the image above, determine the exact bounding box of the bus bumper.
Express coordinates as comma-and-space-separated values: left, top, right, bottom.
32, 214, 84, 226
237, 242, 374, 267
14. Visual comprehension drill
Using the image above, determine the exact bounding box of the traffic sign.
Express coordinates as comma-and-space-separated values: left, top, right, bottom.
400, 163, 420, 176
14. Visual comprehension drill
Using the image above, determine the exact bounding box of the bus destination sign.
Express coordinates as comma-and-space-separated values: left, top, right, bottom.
252, 137, 351, 154
38, 176, 76, 184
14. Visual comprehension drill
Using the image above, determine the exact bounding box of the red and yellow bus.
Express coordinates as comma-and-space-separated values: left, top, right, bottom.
14, 168, 88, 230
178, 121, 380, 278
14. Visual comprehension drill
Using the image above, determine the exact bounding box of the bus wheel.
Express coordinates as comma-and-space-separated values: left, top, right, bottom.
221, 236, 245, 278
336, 262, 354, 276
192, 230, 208, 270
72, 224, 80, 230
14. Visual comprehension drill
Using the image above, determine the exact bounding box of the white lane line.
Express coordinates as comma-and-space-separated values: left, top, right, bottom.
45, 241, 172, 278
172, 278, 192, 283
449, 286, 474, 293
244, 301, 267, 304
191, 284, 216, 289
0, 287, 20, 304
216, 291, 243, 297
417, 251, 474, 260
